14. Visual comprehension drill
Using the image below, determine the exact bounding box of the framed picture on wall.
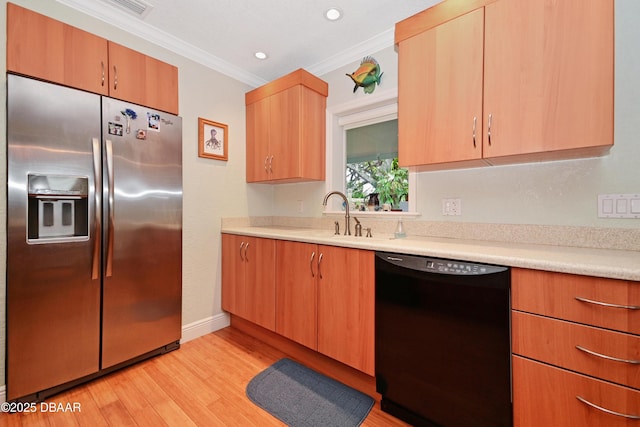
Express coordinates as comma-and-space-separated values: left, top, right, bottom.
198, 118, 228, 161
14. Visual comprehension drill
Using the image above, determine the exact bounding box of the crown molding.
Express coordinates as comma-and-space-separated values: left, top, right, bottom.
55, 0, 268, 87
54, 0, 394, 88
306, 28, 395, 77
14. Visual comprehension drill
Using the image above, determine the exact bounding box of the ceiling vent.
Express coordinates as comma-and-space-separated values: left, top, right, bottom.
104, 0, 154, 19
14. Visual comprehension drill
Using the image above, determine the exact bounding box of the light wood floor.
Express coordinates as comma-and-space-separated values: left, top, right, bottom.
0, 327, 409, 426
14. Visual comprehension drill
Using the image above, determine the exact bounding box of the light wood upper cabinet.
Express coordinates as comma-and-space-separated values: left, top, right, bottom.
245, 69, 328, 183
395, 0, 613, 170
221, 234, 276, 331
398, 7, 484, 167
6, 4, 179, 114
483, 0, 613, 162
107, 42, 179, 114
7, 3, 109, 96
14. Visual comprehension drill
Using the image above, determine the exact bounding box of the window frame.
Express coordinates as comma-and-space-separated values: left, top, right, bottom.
325, 88, 417, 215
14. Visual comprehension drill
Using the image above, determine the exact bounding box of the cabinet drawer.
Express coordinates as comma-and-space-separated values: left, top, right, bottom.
513, 311, 640, 389
512, 268, 640, 335
513, 356, 640, 427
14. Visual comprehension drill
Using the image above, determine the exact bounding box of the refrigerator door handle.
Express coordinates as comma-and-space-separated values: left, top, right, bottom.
106, 139, 115, 277
92, 138, 102, 280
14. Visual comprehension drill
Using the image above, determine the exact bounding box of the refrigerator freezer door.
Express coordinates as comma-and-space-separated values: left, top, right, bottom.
100, 99, 182, 368
6, 75, 102, 400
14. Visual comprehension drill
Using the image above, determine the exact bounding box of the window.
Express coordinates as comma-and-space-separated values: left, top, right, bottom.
326, 89, 414, 214
345, 119, 409, 211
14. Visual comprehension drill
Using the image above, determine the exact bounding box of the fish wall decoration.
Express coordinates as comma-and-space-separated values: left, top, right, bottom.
346, 56, 383, 94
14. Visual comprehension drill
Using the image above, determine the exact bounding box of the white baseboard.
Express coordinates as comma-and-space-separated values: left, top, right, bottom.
181, 312, 231, 343
0, 313, 231, 403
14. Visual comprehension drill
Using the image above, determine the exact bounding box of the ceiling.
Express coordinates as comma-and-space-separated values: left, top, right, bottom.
56, 0, 442, 87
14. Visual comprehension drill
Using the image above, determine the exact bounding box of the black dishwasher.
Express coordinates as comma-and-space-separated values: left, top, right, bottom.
375, 251, 512, 427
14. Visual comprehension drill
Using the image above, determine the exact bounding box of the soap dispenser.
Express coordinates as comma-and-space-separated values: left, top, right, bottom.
394, 218, 406, 239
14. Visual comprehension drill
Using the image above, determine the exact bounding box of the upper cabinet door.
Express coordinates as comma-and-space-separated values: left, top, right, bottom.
7, 3, 109, 96
398, 8, 484, 167
245, 98, 271, 182
268, 86, 301, 181
107, 42, 146, 105
483, 0, 614, 159
108, 42, 179, 114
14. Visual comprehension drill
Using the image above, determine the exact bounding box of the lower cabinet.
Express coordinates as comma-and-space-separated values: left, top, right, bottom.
316, 245, 375, 376
274, 240, 375, 375
512, 268, 640, 426
513, 356, 640, 427
221, 234, 275, 331
222, 235, 374, 375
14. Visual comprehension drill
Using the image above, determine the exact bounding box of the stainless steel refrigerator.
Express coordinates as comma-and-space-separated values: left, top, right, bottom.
6, 74, 182, 401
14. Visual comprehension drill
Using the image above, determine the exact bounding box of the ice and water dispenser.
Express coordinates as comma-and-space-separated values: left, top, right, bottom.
27, 174, 89, 243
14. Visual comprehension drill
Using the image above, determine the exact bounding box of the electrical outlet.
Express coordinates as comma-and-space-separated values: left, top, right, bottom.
297, 200, 304, 213
442, 198, 461, 216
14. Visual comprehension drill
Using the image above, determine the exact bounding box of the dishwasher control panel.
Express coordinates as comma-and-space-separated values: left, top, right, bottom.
377, 252, 508, 275
426, 260, 490, 274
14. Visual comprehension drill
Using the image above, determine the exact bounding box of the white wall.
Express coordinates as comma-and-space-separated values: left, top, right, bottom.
0, 0, 271, 390
275, 0, 640, 230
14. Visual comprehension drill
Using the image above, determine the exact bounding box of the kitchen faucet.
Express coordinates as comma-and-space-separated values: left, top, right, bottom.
322, 191, 351, 236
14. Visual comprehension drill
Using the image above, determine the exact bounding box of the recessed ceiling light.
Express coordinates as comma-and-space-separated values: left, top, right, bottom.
325, 7, 342, 21
254, 51, 268, 60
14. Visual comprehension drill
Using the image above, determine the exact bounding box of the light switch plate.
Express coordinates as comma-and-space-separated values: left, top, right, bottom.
598, 194, 640, 218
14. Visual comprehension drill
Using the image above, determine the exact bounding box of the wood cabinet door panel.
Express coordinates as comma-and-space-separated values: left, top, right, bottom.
269, 87, 301, 181
245, 238, 276, 331
483, 0, 613, 158
275, 241, 317, 349
317, 246, 375, 375
221, 234, 246, 316
512, 268, 640, 335
299, 89, 326, 181
513, 356, 640, 427
513, 311, 640, 390
107, 42, 146, 106
7, 3, 109, 95
142, 55, 179, 114
398, 8, 484, 166
246, 98, 271, 182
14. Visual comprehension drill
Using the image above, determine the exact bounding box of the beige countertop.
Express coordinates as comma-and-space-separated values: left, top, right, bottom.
221, 225, 640, 281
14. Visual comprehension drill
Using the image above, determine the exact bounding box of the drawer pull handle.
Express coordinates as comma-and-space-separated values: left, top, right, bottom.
576, 345, 640, 365
575, 296, 640, 310
576, 396, 640, 420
